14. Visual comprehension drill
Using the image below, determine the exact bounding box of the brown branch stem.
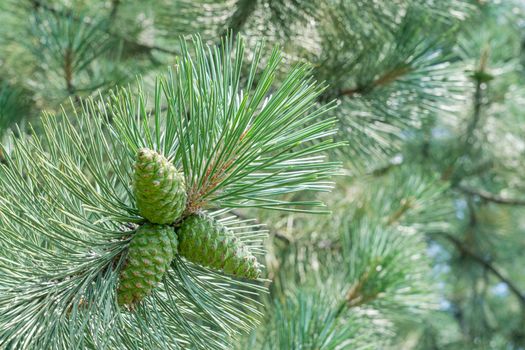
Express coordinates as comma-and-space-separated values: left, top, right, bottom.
64, 47, 75, 95
436, 232, 525, 307
457, 185, 525, 206
339, 66, 411, 98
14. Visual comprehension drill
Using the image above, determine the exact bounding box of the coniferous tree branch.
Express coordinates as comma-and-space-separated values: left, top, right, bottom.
435, 232, 525, 307
109, 0, 121, 21
221, 0, 259, 40
0, 35, 340, 349
305, 2, 471, 171
464, 46, 491, 147
246, 166, 451, 348
339, 65, 412, 98
457, 185, 525, 206
28, 0, 179, 55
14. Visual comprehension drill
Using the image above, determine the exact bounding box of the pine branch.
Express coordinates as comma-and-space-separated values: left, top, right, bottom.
109, 0, 120, 20
385, 197, 414, 225
64, 46, 75, 94
29, 0, 179, 55
464, 46, 491, 146
320, 6, 468, 171
436, 232, 525, 307
457, 185, 525, 206
21, 3, 120, 98
221, 0, 258, 40
111, 37, 342, 213
333, 259, 386, 319
344, 261, 380, 309
339, 65, 412, 98
253, 289, 376, 350
0, 35, 339, 349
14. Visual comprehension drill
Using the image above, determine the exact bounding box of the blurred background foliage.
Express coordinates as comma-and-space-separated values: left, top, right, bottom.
0, 0, 524, 348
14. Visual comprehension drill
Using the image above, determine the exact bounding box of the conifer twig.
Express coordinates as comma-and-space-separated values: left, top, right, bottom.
109, 0, 120, 20
465, 46, 491, 146
64, 47, 75, 95
0, 35, 338, 349
339, 66, 412, 98
344, 267, 377, 309
220, 0, 258, 41
436, 232, 525, 307
29, 0, 179, 55
457, 185, 525, 206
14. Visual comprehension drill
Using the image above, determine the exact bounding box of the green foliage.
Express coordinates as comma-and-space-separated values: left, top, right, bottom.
111, 37, 341, 213
0, 82, 29, 131
0, 0, 524, 349
26, 9, 114, 94
0, 36, 339, 349
307, 2, 469, 170
240, 166, 449, 349
246, 289, 381, 350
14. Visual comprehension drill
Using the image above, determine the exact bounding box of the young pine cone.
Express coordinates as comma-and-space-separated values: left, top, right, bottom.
177, 213, 261, 279
117, 223, 178, 307
134, 148, 186, 224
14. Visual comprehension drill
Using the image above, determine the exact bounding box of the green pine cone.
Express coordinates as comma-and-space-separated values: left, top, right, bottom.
117, 223, 178, 307
177, 213, 261, 279
134, 148, 187, 224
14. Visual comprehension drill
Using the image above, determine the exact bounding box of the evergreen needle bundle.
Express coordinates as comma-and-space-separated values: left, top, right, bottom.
0, 36, 340, 349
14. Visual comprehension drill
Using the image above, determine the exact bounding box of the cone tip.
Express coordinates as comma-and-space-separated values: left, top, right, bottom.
137, 148, 156, 160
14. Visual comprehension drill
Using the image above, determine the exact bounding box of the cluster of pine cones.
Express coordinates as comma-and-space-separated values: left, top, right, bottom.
117, 148, 261, 307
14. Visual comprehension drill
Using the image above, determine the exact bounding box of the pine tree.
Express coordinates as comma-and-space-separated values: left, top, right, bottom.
1, 0, 525, 349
